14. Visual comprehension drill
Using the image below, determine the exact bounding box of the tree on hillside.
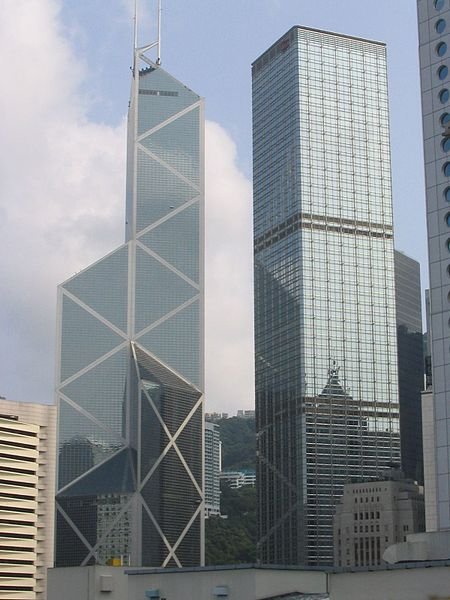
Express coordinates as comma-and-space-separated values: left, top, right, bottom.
205, 484, 256, 565
218, 417, 255, 471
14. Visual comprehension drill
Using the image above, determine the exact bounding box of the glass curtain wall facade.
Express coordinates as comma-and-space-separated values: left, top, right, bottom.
394, 250, 424, 484
55, 62, 204, 567
417, 0, 450, 531
253, 26, 401, 566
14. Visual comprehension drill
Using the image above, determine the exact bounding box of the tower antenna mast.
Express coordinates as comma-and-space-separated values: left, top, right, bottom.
134, 0, 162, 71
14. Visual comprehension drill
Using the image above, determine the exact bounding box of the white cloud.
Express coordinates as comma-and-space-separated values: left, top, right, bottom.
0, 0, 254, 415
0, 0, 126, 403
204, 123, 254, 414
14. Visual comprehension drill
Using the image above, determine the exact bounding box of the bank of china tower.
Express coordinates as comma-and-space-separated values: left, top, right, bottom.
54, 40, 204, 568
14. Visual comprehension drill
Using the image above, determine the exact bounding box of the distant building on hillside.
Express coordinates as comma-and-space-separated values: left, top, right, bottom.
205, 411, 255, 422
237, 410, 255, 419
206, 411, 256, 422
205, 421, 221, 517
333, 471, 425, 568
220, 470, 256, 489
205, 412, 229, 423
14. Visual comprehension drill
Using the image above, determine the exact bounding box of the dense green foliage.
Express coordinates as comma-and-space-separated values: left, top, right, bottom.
204, 416, 257, 565
218, 417, 256, 470
205, 484, 256, 565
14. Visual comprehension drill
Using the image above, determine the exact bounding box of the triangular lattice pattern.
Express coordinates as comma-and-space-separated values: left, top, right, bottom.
56, 64, 204, 568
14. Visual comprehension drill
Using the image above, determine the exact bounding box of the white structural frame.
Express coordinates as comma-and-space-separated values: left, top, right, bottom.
134, 0, 162, 68
55, 0, 205, 567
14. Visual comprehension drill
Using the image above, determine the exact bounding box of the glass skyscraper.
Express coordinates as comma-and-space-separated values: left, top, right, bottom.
394, 250, 424, 485
55, 50, 204, 566
253, 26, 401, 566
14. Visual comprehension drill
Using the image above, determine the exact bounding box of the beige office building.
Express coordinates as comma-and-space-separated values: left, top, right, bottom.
333, 475, 425, 568
0, 399, 56, 600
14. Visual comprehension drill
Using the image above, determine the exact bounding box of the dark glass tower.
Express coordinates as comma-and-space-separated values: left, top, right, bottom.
55, 39, 204, 567
394, 250, 424, 484
253, 27, 401, 566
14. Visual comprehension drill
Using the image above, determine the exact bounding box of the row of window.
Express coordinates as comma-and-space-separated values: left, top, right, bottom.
352, 487, 386, 493
354, 524, 380, 533
434, 0, 450, 124
354, 510, 381, 519
354, 497, 381, 505
436, 0, 450, 192
434, 5, 450, 346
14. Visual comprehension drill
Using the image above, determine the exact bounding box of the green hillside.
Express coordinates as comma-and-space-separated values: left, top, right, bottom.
219, 416, 256, 471
205, 484, 256, 565
205, 416, 257, 565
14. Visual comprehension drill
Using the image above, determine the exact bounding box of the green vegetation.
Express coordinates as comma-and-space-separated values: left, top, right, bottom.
205, 416, 257, 565
218, 417, 256, 470
205, 484, 256, 565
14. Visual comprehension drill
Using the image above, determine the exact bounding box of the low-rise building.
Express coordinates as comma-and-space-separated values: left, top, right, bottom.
47, 561, 450, 600
333, 472, 425, 568
0, 399, 56, 600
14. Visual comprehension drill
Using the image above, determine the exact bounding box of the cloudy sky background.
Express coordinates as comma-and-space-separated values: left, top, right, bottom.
0, 0, 425, 413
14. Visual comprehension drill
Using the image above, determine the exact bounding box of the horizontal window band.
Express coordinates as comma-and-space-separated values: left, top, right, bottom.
0, 546, 34, 552
139, 89, 179, 97
0, 427, 37, 438
254, 211, 393, 252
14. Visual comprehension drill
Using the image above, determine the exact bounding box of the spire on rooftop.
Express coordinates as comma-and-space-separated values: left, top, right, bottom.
134, 0, 162, 72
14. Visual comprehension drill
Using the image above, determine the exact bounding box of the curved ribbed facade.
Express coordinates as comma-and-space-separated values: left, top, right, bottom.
417, 0, 450, 532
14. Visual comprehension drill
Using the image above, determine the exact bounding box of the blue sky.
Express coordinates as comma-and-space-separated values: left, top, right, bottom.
0, 0, 427, 412
60, 0, 427, 265
62, 0, 424, 220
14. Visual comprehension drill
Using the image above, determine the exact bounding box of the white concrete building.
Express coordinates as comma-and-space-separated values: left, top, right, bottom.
0, 399, 56, 600
220, 470, 256, 490
205, 421, 221, 517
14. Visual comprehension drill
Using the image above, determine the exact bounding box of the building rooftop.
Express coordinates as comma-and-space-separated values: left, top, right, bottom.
252, 25, 385, 68
124, 558, 450, 577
